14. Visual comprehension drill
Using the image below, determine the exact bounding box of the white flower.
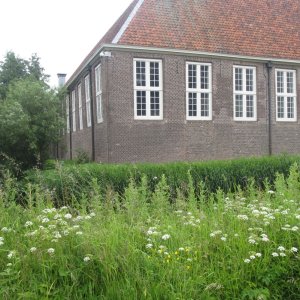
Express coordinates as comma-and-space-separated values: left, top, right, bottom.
187, 258, 192, 262
41, 218, 50, 223
63, 230, 69, 236
162, 234, 171, 240
291, 226, 299, 232
290, 247, 298, 253
83, 256, 91, 262
147, 230, 153, 235
277, 246, 285, 252
250, 255, 256, 260
244, 259, 251, 263
60, 206, 68, 210
76, 231, 83, 235
234, 234, 239, 237
237, 215, 249, 220
255, 253, 262, 257
72, 225, 80, 229
85, 216, 91, 220
280, 252, 286, 257
248, 239, 256, 244
178, 247, 185, 251
30, 247, 37, 253
0, 240, 4, 246
267, 190, 275, 194
64, 213, 72, 219
146, 243, 153, 249
53, 232, 62, 239
90, 212, 96, 217
7, 251, 16, 259
295, 215, 300, 220
1, 227, 10, 233
272, 252, 279, 257
220, 237, 227, 242
24, 221, 33, 227
6, 263, 12, 267
210, 233, 216, 237
53, 214, 61, 220
47, 248, 55, 255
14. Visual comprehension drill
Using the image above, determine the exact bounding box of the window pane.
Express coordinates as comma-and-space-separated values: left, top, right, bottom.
277, 96, 284, 118
136, 91, 146, 116
200, 65, 209, 90
246, 69, 253, 92
188, 64, 197, 89
287, 96, 294, 119
200, 93, 209, 117
246, 95, 254, 118
235, 68, 243, 91
150, 91, 160, 116
188, 92, 197, 117
235, 95, 243, 118
136, 61, 146, 87
96, 95, 102, 121
277, 71, 284, 93
150, 62, 160, 87
287, 72, 294, 94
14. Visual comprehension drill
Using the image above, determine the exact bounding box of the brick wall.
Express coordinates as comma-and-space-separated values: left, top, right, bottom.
63, 49, 300, 163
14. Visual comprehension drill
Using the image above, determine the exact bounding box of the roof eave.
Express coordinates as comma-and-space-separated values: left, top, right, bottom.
66, 43, 300, 88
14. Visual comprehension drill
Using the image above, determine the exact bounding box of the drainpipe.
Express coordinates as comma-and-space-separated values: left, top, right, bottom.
68, 90, 73, 160
266, 61, 273, 156
88, 66, 96, 161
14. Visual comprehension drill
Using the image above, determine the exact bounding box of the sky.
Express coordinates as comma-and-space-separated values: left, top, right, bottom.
0, 0, 133, 87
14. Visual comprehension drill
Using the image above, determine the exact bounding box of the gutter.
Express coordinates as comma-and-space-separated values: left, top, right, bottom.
66, 44, 300, 87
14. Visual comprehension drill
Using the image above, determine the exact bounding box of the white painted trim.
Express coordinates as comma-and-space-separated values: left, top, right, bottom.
112, 0, 144, 44
78, 83, 83, 130
66, 43, 300, 87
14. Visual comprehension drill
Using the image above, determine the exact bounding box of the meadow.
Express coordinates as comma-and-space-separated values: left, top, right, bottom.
0, 164, 299, 299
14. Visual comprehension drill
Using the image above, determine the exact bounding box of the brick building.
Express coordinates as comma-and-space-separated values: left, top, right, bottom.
60, 0, 300, 163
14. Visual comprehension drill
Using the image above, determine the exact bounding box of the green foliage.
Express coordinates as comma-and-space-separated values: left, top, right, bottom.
27, 155, 300, 204
0, 165, 299, 299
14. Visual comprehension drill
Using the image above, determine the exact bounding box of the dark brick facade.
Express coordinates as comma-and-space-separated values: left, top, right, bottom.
60, 49, 300, 163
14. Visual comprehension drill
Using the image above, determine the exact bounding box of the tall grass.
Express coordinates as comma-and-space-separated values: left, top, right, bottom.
0, 165, 299, 299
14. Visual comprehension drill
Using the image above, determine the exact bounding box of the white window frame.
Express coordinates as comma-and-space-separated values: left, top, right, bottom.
275, 69, 297, 122
186, 62, 212, 120
66, 95, 70, 134
95, 64, 103, 123
85, 75, 91, 127
233, 66, 257, 121
133, 58, 163, 120
78, 83, 83, 130
71, 90, 76, 132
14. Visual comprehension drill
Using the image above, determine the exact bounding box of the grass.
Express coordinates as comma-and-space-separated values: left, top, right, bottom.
0, 166, 299, 299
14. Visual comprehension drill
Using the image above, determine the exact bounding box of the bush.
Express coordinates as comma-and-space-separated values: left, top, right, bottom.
25, 155, 300, 205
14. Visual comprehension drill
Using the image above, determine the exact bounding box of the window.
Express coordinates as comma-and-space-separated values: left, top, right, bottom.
85, 75, 91, 127
276, 69, 297, 121
66, 96, 70, 133
134, 59, 163, 119
186, 62, 212, 120
233, 66, 256, 121
71, 90, 76, 132
78, 83, 83, 130
95, 64, 103, 123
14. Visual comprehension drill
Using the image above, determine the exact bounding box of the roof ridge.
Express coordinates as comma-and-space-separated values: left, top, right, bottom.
112, 0, 145, 44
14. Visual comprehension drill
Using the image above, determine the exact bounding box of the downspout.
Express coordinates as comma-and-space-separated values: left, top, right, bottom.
266, 61, 273, 156
88, 66, 96, 162
68, 90, 72, 160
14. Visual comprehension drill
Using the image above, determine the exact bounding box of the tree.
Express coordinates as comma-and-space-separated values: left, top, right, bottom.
0, 52, 63, 170
0, 52, 49, 100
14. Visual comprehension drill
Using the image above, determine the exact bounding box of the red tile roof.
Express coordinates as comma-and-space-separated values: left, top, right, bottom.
119, 0, 300, 60
67, 0, 300, 85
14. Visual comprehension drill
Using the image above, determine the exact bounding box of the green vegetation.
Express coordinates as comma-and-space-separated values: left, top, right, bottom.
28, 155, 300, 205
0, 52, 64, 172
0, 164, 299, 299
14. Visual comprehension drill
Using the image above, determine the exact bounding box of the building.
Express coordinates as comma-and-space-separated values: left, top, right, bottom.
60, 0, 300, 163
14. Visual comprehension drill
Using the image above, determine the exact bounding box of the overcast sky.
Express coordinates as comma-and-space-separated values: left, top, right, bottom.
0, 0, 133, 87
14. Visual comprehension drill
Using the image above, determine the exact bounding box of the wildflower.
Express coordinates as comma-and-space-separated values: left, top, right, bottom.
280, 252, 286, 257
178, 247, 185, 251
237, 215, 249, 221
255, 253, 262, 257
72, 225, 80, 229
6, 263, 12, 267
210, 233, 216, 237
60, 206, 68, 210
267, 190, 275, 194
90, 212, 96, 217
76, 231, 83, 235
30, 247, 37, 253
147, 230, 153, 235
250, 255, 256, 260
24, 221, 33, 227
47, 248, 55, 255
64, 213, 72, 219
234, 234, 239, 237
83, 256, 91, 262
272, 252, 279, 257
220, 237, 227, 242
1, 227, 10, 233
290, 247, 298, 253
63, 230, 69, 236
41, 218, 50, 224
187, 258, 192, 262
53, 232, 62, 239
244, 259, 251, 263
296, 215, 300, 220
162, 234, 171, 240
277, 246, 285, 252
292, 226, 299, 232
53, 214, 61, 220
85, 216, 91, 220
7, 251, 16, 259
146, 244, 153, 249
248, 239, 256, 244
